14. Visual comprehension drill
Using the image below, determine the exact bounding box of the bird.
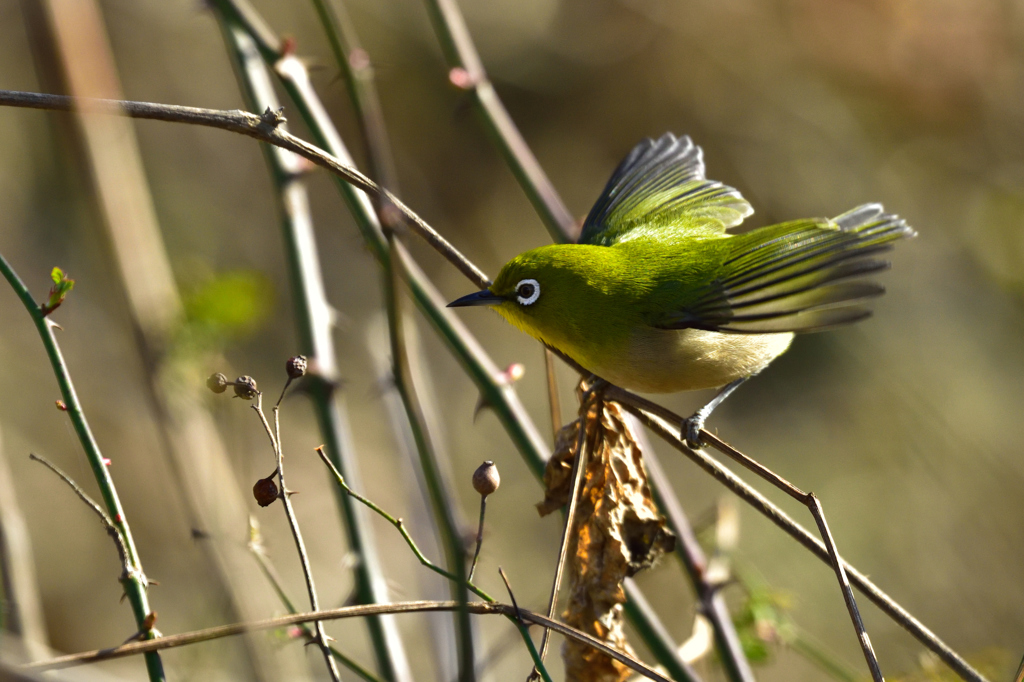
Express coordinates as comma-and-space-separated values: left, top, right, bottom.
448, 133, 915, 446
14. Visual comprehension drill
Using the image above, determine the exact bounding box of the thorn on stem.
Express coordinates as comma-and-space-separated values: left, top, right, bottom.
259, 106, 287, 128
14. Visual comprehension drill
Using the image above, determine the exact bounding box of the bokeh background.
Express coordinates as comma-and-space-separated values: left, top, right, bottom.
0, 0, 1023, 680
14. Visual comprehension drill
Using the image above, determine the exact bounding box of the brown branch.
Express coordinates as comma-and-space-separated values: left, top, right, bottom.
24, 600, 673, 682
0, 89, 489, 289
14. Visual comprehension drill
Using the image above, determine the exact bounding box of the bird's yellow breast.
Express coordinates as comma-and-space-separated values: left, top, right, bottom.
584, 328, 794, 394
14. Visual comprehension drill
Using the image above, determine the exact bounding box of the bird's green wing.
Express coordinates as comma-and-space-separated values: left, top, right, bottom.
577, 133, 753, 246
655, 204, 915, 333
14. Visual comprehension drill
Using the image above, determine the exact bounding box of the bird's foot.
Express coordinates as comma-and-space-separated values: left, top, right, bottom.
681, 413, 706, 449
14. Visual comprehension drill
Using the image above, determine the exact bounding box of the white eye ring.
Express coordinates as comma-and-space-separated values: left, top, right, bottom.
515, 278, 540, 306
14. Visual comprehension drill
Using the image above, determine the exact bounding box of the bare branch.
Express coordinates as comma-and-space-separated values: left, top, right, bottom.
0, 89, 489, 289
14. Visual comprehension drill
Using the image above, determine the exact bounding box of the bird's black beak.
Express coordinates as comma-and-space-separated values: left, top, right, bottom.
447, 289, 505, 308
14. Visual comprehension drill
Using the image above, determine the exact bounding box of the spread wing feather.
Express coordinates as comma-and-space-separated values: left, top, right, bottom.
578, 133, 753, 246
657, 204, 916, 333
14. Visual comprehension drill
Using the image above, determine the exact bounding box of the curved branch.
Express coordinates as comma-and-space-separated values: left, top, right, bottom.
25, 600, 671, 682
0, 89, 489, 289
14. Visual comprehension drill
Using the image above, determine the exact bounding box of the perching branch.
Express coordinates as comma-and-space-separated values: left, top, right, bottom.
603, 385, 989, 682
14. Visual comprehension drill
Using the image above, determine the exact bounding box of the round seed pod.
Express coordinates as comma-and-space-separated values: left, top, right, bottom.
234, 376, 258, 400
253, 475, 279, 507
472, 461, 500, 497
207, 372, 228, 394
286, 355, 308, 379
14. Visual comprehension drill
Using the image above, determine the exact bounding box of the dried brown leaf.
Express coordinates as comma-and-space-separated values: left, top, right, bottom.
539, 400, 675, 682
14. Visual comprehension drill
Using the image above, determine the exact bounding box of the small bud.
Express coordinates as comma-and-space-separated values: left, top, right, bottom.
55, 400, 67, 411
253, 475, 279, 507
207, 372, 228, 394
286, 355, 308, 379
472, 461, 500, 497
234, 376, 258, 400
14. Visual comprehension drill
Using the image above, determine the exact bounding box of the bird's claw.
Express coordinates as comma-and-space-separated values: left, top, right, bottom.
682, 415, 706, 449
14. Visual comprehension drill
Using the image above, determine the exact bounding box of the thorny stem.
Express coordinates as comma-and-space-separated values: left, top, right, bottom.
26, 601, 670, 681
532, 384, 602, 678
467, 495, 487, 583
251, 394, 341, 682
0, 252, 164, 682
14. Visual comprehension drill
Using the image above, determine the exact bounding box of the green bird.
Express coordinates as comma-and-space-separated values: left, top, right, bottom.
449, 134, 914, 444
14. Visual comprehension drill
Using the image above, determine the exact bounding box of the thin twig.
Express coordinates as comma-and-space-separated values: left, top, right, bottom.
28, 454, 130, 577
24, 601, 672, 681
532, 383, 602, 677
421, 0, 576, 243
807, 495, 883, 682
316, 445, 593, 682
467, 496, 487, 583
543, 349, 562, 439
0, 88, 488, 290
251, 394, 341, 682
603, 386, 989, 682
0, 252, 164, 682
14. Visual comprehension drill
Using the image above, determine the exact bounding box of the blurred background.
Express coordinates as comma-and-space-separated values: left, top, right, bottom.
0, 0, 1022, 680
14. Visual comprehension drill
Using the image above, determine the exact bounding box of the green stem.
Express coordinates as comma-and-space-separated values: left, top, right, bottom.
213, 15, 411, 681
0, 253, 164, 682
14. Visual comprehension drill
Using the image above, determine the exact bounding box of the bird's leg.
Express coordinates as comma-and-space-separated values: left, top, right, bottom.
682, 377, 749, 448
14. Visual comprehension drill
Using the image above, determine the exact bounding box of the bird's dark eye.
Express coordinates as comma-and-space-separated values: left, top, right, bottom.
515, 278, 540, 306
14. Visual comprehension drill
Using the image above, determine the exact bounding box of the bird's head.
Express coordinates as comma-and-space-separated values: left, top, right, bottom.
447, 245, 610, 345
